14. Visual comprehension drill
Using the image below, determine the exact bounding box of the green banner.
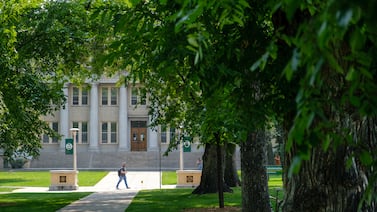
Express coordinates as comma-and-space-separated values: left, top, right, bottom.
65, 138, 73, 155
183, 136, 191, 152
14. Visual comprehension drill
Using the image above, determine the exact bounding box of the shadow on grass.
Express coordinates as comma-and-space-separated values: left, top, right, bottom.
0, 192, 92, 212
0, 178, 30, 184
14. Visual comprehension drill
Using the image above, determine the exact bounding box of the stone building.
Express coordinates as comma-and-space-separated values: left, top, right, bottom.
30, 76, 204, 170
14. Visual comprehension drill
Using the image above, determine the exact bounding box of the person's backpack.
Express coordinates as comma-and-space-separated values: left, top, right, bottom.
117, 168, 122, 176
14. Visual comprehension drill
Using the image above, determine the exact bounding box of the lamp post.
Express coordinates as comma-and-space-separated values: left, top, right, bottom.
70, 128, 80, 171
179, 125, 184, 170
159, 131, 162, 189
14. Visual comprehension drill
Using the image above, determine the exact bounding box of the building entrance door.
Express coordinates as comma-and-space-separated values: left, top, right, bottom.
131, 121, 147, 151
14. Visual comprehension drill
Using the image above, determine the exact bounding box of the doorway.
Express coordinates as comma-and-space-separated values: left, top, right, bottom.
131, 121, 147, 151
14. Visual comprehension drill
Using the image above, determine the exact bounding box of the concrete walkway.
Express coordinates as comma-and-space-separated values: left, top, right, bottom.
12, 171, 175, 212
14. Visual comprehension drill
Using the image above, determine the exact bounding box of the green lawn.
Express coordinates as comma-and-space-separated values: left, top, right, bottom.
128, 179, 283, 212
0, 171, 283, 211
0, 171, 106, 211
162, 171, 177, 185
131, 172, 283, 211
127, 188, 242, 212
0, 192, 92, 212
0, 170, 108, 187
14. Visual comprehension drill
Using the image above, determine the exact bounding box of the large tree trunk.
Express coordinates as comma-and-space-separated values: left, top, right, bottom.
193, 142, 232, 194
215, 133, 225, 208
284, 146, 341, 211
273, 5, 377, 211
241, 130, 271, 211
282, 143, 369, 211
224, 143, 241, 187
282, 115, 377, 212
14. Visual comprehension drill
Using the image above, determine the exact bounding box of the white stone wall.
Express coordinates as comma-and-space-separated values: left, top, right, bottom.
36, 76, 208, 169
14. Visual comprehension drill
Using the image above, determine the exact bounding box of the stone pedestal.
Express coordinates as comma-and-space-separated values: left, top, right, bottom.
49, 170, 79, 191
176, 170, 201, 187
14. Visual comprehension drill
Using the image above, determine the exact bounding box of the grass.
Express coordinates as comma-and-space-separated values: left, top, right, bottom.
0, 170, 108, 187
0, 192, 92, 212
162, 171, 177, 185
0, 170, 106, 211
0, 170, 283, 211
127, 188, 242, 212
129, 173, 283, 211
0, 187, 15, 192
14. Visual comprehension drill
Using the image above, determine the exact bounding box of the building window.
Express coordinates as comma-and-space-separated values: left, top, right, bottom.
72, 87, 79, 105
101, 123, 107, 143
102, 87, 108, 105
111, 122, 117, 143
131, 87, 146, 106
131, 88, 137, 105
42, 122, 59, 144
159, 126, 176, 144
52, 122, 59, 143
72, 122, 89, 144
160, 125, 167, 144
169, 127, 176, 143
82, 89, 88, 105
111, 88, 117, 105
42, 134, 49, 143
101, 122, 117, 144
101, 86, 118, 106
72, 86, 89, 106
82, 122, 88, 143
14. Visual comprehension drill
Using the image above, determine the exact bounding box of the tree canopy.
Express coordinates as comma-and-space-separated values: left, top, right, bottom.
2, 0, 377, 210
0, 0, 107, 159
100, 0, 377, 209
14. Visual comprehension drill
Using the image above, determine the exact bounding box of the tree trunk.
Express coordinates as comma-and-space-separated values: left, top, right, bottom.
267, 140, 274, 165
192, 143, 233, 194
241, 130, 271, 212
282, 116, 377, 211
282, 144, 367, 211
224, 143, 241, 187
215, 133, 224, 208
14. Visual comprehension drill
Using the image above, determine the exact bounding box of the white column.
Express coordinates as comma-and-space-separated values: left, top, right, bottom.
59, 85, 70, 150
118, 86, 128, 150
70, 128, 80, 171
178, 126, 184, 170
89, 83, 99, 151
148, 115, 158, 151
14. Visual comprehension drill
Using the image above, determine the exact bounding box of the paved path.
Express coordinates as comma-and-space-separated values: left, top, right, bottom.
12, 171, 175, 212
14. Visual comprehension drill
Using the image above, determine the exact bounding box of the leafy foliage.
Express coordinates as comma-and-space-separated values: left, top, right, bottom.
0, 0, 108, 159
270, 0, 377, 208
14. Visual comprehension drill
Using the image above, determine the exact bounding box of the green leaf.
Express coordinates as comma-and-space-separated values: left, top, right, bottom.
291, 48, 300, 71
187, 36, 199, 48
322, 135, 330, 151
250, 52, 269, 71
283, 0, 300, 21
349, 95, 360, 107
359, 151, 373, 166
324, 52, 343, 73
350, 28, 366, 51
306, 112, 315, 129
283, 61, 293, 80
336, 9, 353, 28
288, 156, 302, 178
345, 67, 356, 81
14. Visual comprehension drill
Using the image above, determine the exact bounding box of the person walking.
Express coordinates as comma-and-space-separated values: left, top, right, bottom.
196, 158, 203, 170
274, 154, 281, 165
116, 162, 130, 189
